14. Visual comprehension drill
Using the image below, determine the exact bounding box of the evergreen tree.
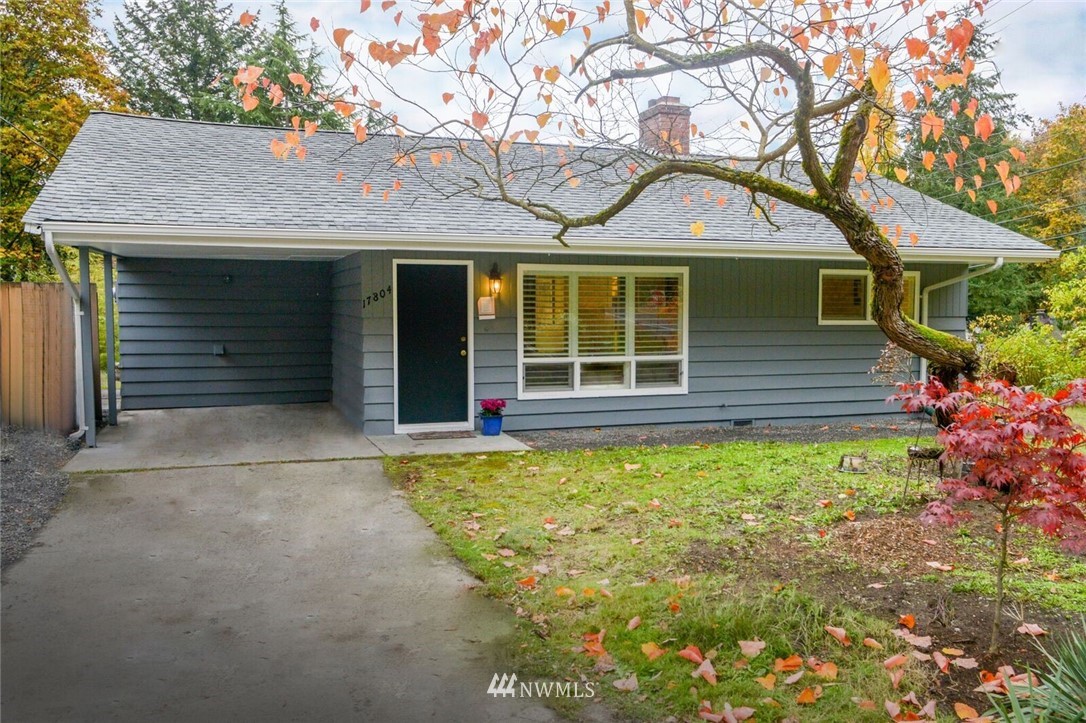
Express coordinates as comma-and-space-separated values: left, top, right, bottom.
110, 0, 254, 123
110, 0, 353, 130
237, 1, 349, 130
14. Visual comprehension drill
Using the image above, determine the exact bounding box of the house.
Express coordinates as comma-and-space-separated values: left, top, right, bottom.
23, 104, 1057, 443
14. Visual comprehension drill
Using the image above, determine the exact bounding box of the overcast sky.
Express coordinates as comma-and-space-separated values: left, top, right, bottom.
97, 0, 1085, 132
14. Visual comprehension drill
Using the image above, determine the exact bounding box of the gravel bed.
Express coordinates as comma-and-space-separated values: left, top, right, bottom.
511, 417, 935, 451
2, 427, 79, 568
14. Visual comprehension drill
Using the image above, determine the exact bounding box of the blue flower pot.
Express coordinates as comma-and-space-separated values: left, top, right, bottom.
480, 416, 503, 436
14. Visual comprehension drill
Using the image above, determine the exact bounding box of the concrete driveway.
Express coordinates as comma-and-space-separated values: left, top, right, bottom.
1, 410, 585, 722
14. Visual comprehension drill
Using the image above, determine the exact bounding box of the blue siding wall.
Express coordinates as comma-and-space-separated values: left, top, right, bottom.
117, 258, 333, 409
331, 254, 365, 426
332, 251, 968, 435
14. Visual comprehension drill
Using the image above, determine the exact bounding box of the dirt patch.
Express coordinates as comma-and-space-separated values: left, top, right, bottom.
828, 514, 963, 578
1, 427, 78, 568
697, 520, 1084, 713
513, 418, 934, 451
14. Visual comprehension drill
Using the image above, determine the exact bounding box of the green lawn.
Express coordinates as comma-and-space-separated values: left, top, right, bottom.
385, 436, 1085, 721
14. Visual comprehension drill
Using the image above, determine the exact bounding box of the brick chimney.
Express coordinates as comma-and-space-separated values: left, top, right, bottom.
638, 96, 691, 154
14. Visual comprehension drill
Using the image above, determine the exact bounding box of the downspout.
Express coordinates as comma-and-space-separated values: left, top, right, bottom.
43, 227, 88, 442
918, 257, 1004, 381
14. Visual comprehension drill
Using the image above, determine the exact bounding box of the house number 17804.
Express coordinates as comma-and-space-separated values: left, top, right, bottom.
362, 284, 393, 308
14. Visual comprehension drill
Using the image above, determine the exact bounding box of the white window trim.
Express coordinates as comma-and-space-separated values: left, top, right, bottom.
818, 269, 920, 325
517, 263, 689, 400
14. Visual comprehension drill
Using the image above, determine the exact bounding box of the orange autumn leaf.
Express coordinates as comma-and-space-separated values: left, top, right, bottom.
677, 645, 704, 664
335, 170, 344, 183
894, 167, 909, 183
471, 110, 488, 129
738, 640, 766, 658
869, 57, 891, 94
975, 113, 995, 142
922, 151, 936, 171
987, 199, 998, 214
884, 653, 909, 669
555, 586, 575, 597
954, 702, 981, 719
843, 510, 856, 521
690, 220, 706, 237
516, 576, 536, 588
239, 10, 256, 26
755, 673, 776, 690
796, 686, 822, 705
332, 27, 353, 50
899, 614, 916, 630
821, 53, 841, 79
862, 637, 884, 650
442, 92, 455, 104
692, 659, 717, 685
824, 626, 851, 646
241, 94, 259, 112
904, 37, 929, 59
774, 654, 803, 672
814, 661, 838, 680
641, 642, 667, 661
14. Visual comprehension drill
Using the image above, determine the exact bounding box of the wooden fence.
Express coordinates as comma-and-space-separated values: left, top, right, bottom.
1, 283, 100, 433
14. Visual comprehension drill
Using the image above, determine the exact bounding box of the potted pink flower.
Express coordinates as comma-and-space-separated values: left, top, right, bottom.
479, 398, 506, 436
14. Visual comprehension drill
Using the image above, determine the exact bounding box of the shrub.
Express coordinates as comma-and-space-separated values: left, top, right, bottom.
973, 323, 1086, 393
894, 379, 1086, 653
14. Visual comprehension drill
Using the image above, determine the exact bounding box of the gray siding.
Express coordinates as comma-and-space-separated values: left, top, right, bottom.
338, 251, 968, 435
117, 258, 333, 409
331, 254, 365, 427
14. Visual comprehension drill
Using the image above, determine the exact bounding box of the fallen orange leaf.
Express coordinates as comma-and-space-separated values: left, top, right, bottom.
641, 642, 667, 661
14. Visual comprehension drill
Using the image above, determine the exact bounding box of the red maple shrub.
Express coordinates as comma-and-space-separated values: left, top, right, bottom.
894, 378, 1086, 651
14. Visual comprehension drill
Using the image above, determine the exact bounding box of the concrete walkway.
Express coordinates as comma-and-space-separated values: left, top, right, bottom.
63, 404, 529, 473
1, 458, 566, 721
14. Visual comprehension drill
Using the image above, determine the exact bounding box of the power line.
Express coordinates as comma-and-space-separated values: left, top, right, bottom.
932, 156, 1086, 200
994, 201, 1086, 226
0, 116, 60, 161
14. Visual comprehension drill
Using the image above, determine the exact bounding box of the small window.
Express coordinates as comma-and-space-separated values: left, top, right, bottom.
519, 265, 688, 398
819, 269, 920, 324
820, 272, 869, 322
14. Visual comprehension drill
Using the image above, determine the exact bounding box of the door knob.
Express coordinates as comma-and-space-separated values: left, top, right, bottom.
460, 350, 467, 357
460, 336, 466, 342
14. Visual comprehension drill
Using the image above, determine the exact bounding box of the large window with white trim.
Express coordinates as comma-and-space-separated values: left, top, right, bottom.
518, 264, 688, 398
818, 269, 919, 325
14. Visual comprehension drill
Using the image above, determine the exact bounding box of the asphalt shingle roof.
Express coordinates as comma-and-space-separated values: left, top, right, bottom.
24, 112, 1053, 259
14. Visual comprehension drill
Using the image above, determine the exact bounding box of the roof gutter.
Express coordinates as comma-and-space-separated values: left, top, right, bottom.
43, 227, 81, 304
41, 227, 89, 442
919, 257, 1004, 381
30, 221, 1059, 264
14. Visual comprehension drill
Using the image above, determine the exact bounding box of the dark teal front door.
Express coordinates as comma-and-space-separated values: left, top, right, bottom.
395, 262, 470, 427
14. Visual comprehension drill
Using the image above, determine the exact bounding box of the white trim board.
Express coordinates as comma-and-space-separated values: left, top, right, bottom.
28, 221, 1057, 264
516, 263, 690, 401
391, 259, 475, 434
817, 269, 921, 325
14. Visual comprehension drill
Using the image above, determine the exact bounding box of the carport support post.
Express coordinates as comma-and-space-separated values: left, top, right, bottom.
79, 247, 97, 447
103, 252, 118, 425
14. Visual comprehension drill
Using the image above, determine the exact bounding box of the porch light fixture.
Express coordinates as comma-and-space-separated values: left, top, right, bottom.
488, 263, 503, 297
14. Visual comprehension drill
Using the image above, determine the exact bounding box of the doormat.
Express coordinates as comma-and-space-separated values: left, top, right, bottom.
408, 431, 476, 440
